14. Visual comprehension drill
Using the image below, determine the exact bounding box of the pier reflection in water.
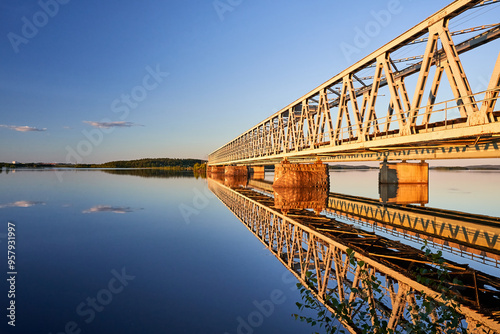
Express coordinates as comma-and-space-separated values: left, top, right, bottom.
207, 172, 500, 333
379, 183, 428, 205
273, 186, 327, 215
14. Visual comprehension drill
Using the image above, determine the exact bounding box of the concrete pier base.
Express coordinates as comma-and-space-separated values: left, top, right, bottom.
379, 161, 428, 184
273, 160, 329, 188
224, 166, 248, 177
223, 166, 248, 188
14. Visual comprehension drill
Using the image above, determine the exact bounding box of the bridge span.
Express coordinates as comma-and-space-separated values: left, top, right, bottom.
208, 0, 500, 166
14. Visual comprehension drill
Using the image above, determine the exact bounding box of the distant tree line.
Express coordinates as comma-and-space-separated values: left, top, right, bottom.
102, 169, 195, 178
94, 158, 206, 169
0, 158, 207, 170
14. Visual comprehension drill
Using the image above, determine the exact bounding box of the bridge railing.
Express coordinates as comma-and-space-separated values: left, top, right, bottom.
209, 88, 500, 165
332, 88, 500, 143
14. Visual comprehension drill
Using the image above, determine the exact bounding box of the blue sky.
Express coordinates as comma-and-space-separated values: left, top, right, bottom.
0, 0, 498, 164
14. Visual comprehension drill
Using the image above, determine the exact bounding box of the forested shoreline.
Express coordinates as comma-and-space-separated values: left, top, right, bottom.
0, 158, 207, 170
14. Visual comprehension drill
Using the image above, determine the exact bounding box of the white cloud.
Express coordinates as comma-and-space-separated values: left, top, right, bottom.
0, 125, 47, 132
0, 201, 45, 209
83, 121, 142, 129
82, 205, 141, 214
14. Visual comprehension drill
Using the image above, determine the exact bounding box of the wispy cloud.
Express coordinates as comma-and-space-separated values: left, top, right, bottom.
0, 125, 47, 132
83, 121, 142, 129
0, 201, 45, 209
82, 205, 142, 214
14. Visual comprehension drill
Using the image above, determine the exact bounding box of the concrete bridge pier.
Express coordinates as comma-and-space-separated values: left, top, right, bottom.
249, 166, 265, 180
224, 165, 248, 176
273, 159, 329, 188
223, 166, 248, 188
379, 161, 429, 185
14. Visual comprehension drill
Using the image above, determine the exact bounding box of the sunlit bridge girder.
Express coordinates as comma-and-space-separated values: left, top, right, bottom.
405, 23, 500, 46
472, 0, 500, 9
208, 179, 500, 333
208, 0, 500, 166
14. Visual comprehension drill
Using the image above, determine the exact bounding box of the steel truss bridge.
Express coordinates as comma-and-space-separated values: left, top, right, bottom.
209, 0, 500, 166
208, 178, 500, 333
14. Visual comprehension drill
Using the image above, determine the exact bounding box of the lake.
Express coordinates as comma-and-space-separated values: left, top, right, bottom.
1, 168, 499, 333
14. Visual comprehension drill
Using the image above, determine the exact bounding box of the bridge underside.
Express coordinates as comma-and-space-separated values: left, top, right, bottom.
212, 130, 500, 166
213, 134, 500, 165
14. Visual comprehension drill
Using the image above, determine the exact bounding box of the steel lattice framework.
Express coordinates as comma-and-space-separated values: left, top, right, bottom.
209, 0, 500, 166
247, 179, 500, 267
208, 179, 500, 333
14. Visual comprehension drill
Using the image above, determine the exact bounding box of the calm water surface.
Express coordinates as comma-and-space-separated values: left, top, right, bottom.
329, 169, 500, 216
0, 169, 314, 334
265, 169, 500, 216
1, 168, 498, 334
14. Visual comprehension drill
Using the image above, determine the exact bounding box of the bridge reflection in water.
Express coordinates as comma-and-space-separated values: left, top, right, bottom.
207, 174, 500, 333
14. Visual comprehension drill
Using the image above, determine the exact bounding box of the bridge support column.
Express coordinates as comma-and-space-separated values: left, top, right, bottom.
249, 166, 265, 179
224, 166, 248, 188
273, 159, 329, 188
224, 165, 248, 176
379, 161, 428, 184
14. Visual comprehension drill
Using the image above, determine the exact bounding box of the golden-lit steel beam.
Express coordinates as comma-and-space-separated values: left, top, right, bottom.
208, 0, 500, 166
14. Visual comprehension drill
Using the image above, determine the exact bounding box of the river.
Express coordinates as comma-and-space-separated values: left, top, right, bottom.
0, 168, 499, 333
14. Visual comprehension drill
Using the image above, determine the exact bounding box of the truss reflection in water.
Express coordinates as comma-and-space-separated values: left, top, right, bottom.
208, 175, 500, 333
327, 191, 500, 269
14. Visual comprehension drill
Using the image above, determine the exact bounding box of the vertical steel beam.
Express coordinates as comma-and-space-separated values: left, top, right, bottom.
380, 53, 409, 134
480, 51, 500, 122
362, 62, 383, 140
410, 29, 439, 126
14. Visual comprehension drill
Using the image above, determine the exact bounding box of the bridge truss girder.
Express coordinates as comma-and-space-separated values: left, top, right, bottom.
209, 0, 500, 166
